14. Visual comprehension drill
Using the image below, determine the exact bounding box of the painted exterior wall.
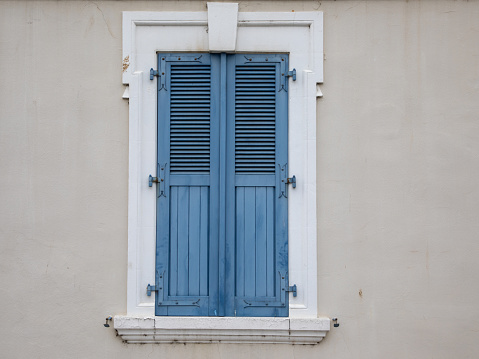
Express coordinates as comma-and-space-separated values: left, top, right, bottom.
0, 0, 478, 357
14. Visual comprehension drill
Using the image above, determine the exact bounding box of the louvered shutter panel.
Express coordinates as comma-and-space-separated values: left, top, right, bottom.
155, 53, 289, 317
225, 54, 289, 317
155, 54, 220, 316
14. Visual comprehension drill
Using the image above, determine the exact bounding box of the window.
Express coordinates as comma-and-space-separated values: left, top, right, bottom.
152, 53, 290, 317
116, 5, 329, 344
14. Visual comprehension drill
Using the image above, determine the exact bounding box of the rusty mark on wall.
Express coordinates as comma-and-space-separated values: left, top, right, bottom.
122, 56, 130, 73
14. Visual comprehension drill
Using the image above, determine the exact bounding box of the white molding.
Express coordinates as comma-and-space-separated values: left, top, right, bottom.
123, 8, 324, 321
114, 316, 330, 345
207, 3, 238, 52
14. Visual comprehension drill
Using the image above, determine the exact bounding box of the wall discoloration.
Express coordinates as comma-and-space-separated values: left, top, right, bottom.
122, 55, 129, 73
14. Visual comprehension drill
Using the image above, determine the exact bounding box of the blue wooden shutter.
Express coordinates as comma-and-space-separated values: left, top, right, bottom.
155, 54, 220, 316
155, 53, 289, 317
225, 54, 289, 317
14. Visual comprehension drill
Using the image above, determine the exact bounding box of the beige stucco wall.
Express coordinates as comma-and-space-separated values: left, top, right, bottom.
1, 0, 478, 357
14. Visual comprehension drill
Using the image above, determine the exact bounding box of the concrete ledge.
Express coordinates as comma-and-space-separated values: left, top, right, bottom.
114, 316, 330, 344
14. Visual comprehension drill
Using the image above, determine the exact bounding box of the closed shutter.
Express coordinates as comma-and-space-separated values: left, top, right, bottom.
155, 53, 290, 317
225, 54, 289, 317
156, 54, 220, 316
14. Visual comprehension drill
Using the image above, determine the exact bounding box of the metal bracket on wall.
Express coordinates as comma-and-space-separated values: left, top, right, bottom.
286, 175, 296, 188
150, 68, 159, 80
147, 284, 157, 296
148, 163, 167, 197
286, 69, 296, 81
286, 284, 297, 297
148, 174, 158, 187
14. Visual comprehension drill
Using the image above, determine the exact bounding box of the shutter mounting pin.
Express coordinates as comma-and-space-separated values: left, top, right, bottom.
103, 316, 112, 327
150, 68, 159, 80
147, 284, 157, 296
286, 284, 297, 297
286, 69, 296, 81
149, 174, 159, 187
286, 175, 296, 188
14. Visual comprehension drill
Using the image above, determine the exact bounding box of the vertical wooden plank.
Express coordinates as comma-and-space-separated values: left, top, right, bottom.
188, 186, 201, 296
224, 53, 238, 316
208, 53, 221, 316
177, 186, 189, 296
218, 53, 227, 316
244, 187, 256, 297
266, 187, 275, 297
235, 187, 245, 297
156, 54, 172, 315
255, 186, 267, 297
169, 186, 178, 297
274, 57, 289, 316
199, 187, 209, 296
156, 53, 216, 316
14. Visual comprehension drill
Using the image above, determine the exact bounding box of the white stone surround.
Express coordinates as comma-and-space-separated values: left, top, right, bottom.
119, 3, 327, 344
115, 316, 330, 344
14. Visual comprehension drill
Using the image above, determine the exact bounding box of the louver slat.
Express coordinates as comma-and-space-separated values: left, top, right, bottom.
170, 64, 211, 173
235, 65, 276, 174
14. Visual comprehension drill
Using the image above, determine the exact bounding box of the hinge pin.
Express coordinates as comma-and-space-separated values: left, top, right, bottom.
149, 174, 159, 187
147, 284, 157, 296
286, 175, 296, 188
286, 69, 297, 81
286, 284, 297, 297
150, 68, 159, 80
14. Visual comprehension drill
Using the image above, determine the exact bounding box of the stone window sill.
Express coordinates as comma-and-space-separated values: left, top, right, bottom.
114, 316, 330, 344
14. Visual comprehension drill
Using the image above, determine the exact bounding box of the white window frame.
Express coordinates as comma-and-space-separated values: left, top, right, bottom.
115, 4, 329, 344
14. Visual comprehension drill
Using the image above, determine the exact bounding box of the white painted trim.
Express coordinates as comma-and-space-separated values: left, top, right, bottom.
207, 3, 238, 52
123, 7, 324, 323
114, 316, 330, 344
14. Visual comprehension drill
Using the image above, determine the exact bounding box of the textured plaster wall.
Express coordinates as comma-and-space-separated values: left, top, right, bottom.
0, 0, 478, 358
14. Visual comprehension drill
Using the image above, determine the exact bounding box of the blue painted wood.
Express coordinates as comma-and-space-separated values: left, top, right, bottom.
188, 186, 201, 295
266, 187, 275, 297
234, 187, 245, 299
244, 187, 256, 298
255, 187, 267, 297
169, 187, 178, 296
155, 53, 289, 317
155, 53, 216, 316
208, 53, 221, 316
199, 187, 209, 296
177, 186, 189, 296
230, 54, 289, 317
218, 53, 227, 317
169, 62, 211, 174
169, 174, 210, 186
224, 54, 237, 316
167, 185, 213, 297
235, 174, 275, 187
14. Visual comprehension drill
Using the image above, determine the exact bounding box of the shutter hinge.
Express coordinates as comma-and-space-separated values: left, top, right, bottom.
286, 284, 297, 297
150, 68, 159, 80
286, 69, 296, 81
279, 164, 296, 198
146, 284, 157, 296
148, 174, 158, 187
286, 175, 296, 188
149, 163, 167, 197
